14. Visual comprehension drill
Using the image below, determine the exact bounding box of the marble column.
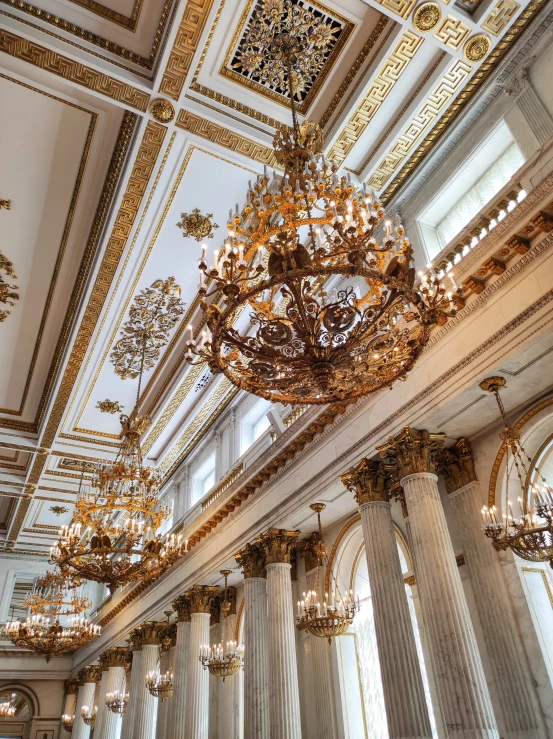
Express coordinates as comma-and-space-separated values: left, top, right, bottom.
439, 439, 547, 739
341, 459, 433, 739
98, 647, 128, 739
121, 647, 141, 739
184, 585, 219, 739
73, 666, 100, 739
235, 542, 270, 739
61, 678, 79, 739
129, 621, 165, 739
169, 594, 191, 739
94, 662, 111, 739
258, 528, 302, 739
155, 629, 175, 739
378, 427, 499, 739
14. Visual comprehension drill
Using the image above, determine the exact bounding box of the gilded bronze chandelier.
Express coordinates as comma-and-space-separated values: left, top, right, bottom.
23, 570, 91, 617
4, 613, 100, 662
49, 311, 188, 593
61, 714, 75, 731
200, 571, 244, 681
296, 504, 359, 642
481, 376, 553, 567
81, 705, 97, 727
185, 4, 460, 404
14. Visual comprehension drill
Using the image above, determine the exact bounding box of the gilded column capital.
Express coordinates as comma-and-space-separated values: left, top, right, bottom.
130, 620, 167, 647
65, 678, 80, 695
257, 528, 299, 565
78, 665, 100, 685
172, 593, 192, 622
377, 427, 445, 478
235, 542, 267, 578
99, 646, 129, 670
185, 585, 219, 614
340, 458, 392, 505
436, 438, 477, 494
297, 532, 327, 573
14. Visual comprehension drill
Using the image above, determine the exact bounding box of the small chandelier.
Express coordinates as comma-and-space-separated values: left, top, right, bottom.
146, 670, 174, 701
105, 690, 128, 714
61, 714, 75, 731
481, 376, 553, 567
81, 705, 97, 727
184, 5, 460, 405
49, 337, 188, 593
4, 614, 100, 662
296, 504, 360, 643
23, 570, 90, 617
200, 570, 244, 681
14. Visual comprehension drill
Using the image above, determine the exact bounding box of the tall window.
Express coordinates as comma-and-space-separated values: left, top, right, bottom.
240, 398, 272, 455
191, 452, 216, 505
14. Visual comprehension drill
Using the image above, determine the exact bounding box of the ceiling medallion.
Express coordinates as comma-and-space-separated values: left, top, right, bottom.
0, 249, 19, 324
413, 2, 441, 31
50, 505, 70, 516
177, 209, 219, 242
96, 398, 124, 414
110, 278, 186, 379
150, 98, 176, 123
481, 376, 553, 567
464, 33, 491, 62
185, 33, 461, 405
224, 0, 352, 111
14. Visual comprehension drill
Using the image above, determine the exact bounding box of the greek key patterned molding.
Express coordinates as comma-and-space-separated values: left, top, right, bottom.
433, 14, 471, 49
375, 0, 418, 18
367, 60, 471, 190
328, 30, 423, 165
68, 0, 142, 30
482, 0, 520, 34
159, 0, 215, 100
0, 30, 150, 111
175, 109, 280, 166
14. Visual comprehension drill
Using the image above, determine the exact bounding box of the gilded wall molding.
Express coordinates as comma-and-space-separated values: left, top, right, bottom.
67, 0, 142, 31
159, 0, 216, 100
0, 30, 150, 111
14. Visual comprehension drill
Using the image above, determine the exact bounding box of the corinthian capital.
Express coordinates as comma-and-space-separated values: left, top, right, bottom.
172, 593, 192, 622
235, 542, 266, 579
185, 585, 219, 614
130, 621, 166, 648
377, 427, 445, 478
64, 678, 80, 695
436, 438, 477, 494
257, 528, 299, 564
78, 665, 100, 685
340, 458, 391, 505
297, 532, 327, 573
100, 647, 129, 670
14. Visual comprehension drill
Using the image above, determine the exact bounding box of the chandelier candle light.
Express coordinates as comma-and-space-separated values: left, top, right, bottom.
4, 613, 100, 662
81, 705, 97, 727
200, 570, 244, 681
61, 714, 75, 731
146, 669, 174, 701
481, 376, 553, 567
0, 700, 15, 717
185, 3, 461, 405
105, 689, 129, 714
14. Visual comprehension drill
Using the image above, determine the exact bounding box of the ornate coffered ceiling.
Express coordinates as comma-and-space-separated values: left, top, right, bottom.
0, 0, 550, 554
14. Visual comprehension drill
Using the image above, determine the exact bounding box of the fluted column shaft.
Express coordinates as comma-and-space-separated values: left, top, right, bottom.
449, 480, 547, 738
359, 500, 432, 738
94, 668, 110, 739
155, 647, 172, 739
121, 650, 141, 739
72, 682, 95, 739
98, 666, 125, 739
133, 644, 159, 739
266, 561, 302, 739
402, 471, 498, 739
184, 612, 211, 739
170, 621, 190, 739
243, 576, 270, 739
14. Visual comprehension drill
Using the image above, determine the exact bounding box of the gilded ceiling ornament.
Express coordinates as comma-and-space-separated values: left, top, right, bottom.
464, 33, 491, 62
150, 98, 176, 123
96, 399, 124, 414
177, 209, 219, 242
49, 505, 70, 516
413, 2, 441, 31
110, 277, 186, 379
59, 458, 96, 473
0, 200, 11, 209
0, 250, 19, 324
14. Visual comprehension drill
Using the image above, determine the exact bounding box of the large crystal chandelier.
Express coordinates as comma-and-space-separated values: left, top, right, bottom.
296, 504, 359, 642
4, 613, 100, 662
481, 377, 553, 567
200, 571, 244, 681
185, 2, 460, 404
50, 329, 187, 593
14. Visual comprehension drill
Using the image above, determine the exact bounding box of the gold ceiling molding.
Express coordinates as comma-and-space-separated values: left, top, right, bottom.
482, 0, 520, 35
367, 59, 472, 191
0, 30, 150, 111
159, 0, 216, 100
378, 0, 546, 201
464, 33, 492, 61
3, 113, 145, 549
219, 0, 355, 115
412, 2, 441, 32
176, 109, 279, 166
319, 15, 391, 131
327, 30, 423, 165
67, 0, 143, 31
433, 14, 471, 50
375, 0, 418, 19
0, 0, 175, 71
0, 249, 19, 324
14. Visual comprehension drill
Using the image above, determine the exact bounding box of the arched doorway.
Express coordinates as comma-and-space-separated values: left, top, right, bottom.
0, 688, 34, 739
